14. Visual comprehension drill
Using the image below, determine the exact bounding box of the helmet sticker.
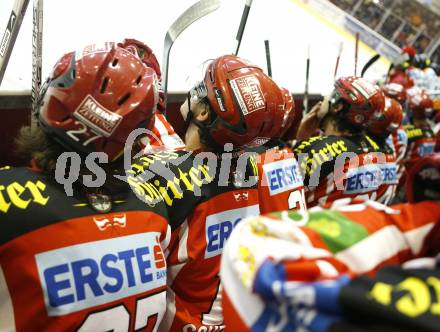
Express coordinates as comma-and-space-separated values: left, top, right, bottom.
351, 79, 378, 99
245, 137, 270, 148
75, 42, 116, 61
73, 95, 122, 137
214, 88, 227, 112
229, 75, 265, 115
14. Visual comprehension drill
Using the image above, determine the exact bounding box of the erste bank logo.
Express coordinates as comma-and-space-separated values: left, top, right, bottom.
345, 163, 398, 194
35, 232, 166, 316
263, 158, 303, 196
205, 205, 260, 259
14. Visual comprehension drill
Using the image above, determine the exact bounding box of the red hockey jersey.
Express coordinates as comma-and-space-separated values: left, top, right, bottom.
404, 124, 436, 172
256, 146, 306, 214
0, 166, 171, 332
389, 126, 408, 183
127, 150, 260, 332
141, 111, 185, 154
294, 135, 398, 206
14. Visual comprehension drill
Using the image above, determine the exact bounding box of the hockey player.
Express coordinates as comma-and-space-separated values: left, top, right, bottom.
221, 154, 440, 332
366, 97, 404, 204
0, 44, 172, 331
293, 76, 397, 206
387, 46, 416, 90
254, 87, 307, 214
403, 87, 436, 175
125, 55, 285, 331
380, 85, 408, 184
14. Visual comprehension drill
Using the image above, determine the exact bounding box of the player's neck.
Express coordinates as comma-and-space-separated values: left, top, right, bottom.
184, 123, 205, 151
323, 120, 344, 136
413, 117, 428, 129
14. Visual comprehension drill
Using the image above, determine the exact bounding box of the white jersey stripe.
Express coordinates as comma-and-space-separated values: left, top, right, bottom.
158, 287, 176, 332
220, 241, 264, 327
177, 220, 189, 263
335, 225, 409, 273
405, 223, 434, 255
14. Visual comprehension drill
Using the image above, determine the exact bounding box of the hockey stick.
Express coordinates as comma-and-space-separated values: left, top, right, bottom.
303, 45, 310, 115
334, 42, 343, 79
354, 32, 359, 76
234, 0, 253, 56
31, 0, 43, 128
264, 40, 272, 77
0, 0, 30, 86
162, 0, 221, 112
361, 53, 380, 77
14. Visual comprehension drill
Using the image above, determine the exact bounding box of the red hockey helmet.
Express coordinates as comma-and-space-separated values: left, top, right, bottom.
381, 83, 406, 104
118, 38, 166, 113
406, 87, 434, 119
402, 46, 416, 58
330, 76, 385, 126
118, 38, 161, 78
367, 97, 403, 136
189, 55, 284, 148
38, 43, 159, 161
406, 153, 440, 202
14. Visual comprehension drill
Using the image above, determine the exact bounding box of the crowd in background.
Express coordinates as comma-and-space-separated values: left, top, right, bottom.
328, 0, 440, 64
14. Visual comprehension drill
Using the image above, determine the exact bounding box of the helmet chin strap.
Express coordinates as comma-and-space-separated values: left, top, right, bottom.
185, 93, 223, 151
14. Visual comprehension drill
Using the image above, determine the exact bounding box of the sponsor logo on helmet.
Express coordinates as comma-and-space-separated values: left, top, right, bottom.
387, 83, 404, 93
351, 78, 378, 99
229, 75, 265, 115
75, 42, 115, 60
245, 137, 270, 148
214, 88, 227, 112
74, 95, 122, 137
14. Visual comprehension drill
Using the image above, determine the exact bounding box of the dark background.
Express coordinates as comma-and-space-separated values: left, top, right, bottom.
0, 93, 321, 167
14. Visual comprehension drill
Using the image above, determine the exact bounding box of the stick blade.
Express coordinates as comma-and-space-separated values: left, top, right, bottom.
162, 0, 221, 110
166, 0, 220, 44
361, 54, 381, 77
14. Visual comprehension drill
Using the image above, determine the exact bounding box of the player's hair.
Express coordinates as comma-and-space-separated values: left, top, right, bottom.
15, 125, 64, 172
15, 125, 129, 194
322, 101, 363, 135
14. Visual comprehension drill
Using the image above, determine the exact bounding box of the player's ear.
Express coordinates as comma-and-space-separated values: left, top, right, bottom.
195, 104, 210, 123
333, 102, 344, 113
